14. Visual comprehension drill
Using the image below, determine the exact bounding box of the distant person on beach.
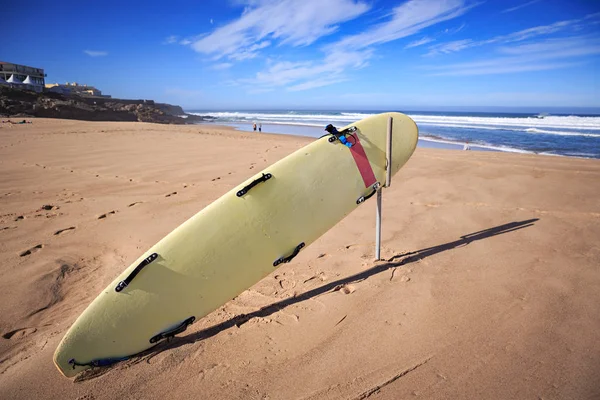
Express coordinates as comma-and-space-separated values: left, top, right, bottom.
258, 123, 262, 132
2, 120, 31, 124
463, 141, 471, 151
253, 123, 257, 131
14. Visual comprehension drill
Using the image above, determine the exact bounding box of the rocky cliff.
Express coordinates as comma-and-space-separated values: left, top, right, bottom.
0, 87, 205, 124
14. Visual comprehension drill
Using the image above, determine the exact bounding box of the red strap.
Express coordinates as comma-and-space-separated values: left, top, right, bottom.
348, 136, 377, 188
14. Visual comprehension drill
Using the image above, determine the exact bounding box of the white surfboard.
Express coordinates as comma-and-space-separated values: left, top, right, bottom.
54, 112, 419, 377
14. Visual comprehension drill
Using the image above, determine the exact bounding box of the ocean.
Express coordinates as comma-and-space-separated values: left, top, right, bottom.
187, 110, 600, 159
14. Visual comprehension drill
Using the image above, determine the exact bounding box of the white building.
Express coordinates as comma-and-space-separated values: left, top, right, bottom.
0, 61, 45, 92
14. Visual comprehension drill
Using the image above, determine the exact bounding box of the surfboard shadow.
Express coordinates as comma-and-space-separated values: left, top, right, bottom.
146, 218, 539, 356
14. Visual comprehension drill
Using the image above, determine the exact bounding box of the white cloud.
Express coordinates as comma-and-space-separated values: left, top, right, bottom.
163, 35, 179, 44
287, 76, 349, 91
190, 0, 370, 60
241, 0, 476, 91
497, 36, 600, 57
405, 36, 436, 48
425, 36, 600, 76
84, 50, 108, 57
211, 62, 234, 70
427, 38, 473, 53
179, 39, 192, 45
430, 61, 582, 76
585, 12, 600, 20
240, 48, 372, 91
426, 16, 591, 55
444, 22, 466, 34
496, 20, 577, 42
326, 0, 475, 52
501, 0, 541, 14
229, 40, 271, 61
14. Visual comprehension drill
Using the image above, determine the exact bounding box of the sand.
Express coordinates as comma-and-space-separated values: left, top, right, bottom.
1, 118, 599, 399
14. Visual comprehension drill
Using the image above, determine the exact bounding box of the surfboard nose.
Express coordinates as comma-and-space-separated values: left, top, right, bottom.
388, 113, 419, 177
344, 112, 418, 184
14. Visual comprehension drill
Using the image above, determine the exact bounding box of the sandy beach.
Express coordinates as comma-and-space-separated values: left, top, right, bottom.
1, 118, 599, 399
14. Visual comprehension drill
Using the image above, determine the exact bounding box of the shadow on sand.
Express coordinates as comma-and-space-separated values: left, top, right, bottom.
75, 218, 539, 381
148, 219, 539, 352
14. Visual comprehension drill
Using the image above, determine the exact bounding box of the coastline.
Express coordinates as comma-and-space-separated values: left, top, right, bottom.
201, 121, 554, 155
1, 118, 599, 399
203, 121, 494, 152
192, 108, 600, 159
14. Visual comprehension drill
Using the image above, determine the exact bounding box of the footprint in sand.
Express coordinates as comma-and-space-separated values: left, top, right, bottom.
333, 284, 355, 294
304, 271, 328, 284
1, 226, 18, 231
165, 192, 177, 197
278, 278, 296, 290
75, 395, 96, 400
341, 284, 356, 294
41, 205, 59, 211
65, 197, 85, 204
2, 327, 37, 339
14, 216, 25, 221
20, 244, 44, 257
98, 211, 116, 219
128, 202, 143, 207
211, 177, 221, 181
390, 269, 411, 282
54, 226, 76, 236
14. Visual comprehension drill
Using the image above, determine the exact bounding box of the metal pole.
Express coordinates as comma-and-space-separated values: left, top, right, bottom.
375, 117, 393, 261
375, 188, 382, 260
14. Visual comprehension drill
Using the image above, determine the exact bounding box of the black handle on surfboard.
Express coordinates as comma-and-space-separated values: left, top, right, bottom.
149, 316, 196, 344
237, 173, 272, 197
356, 182, 381, 204
273, 242, 305, 267
115, 253, 159, 292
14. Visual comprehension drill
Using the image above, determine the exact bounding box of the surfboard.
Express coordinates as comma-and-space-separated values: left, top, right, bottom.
53, 112, 419, 377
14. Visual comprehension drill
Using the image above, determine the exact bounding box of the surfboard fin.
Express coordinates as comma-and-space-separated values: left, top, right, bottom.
149, 316, 196, 344
65, 316, 196, 373
68, 356, 129, 370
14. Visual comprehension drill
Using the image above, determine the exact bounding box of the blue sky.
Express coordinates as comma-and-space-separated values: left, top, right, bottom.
3, 0, 600, 110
